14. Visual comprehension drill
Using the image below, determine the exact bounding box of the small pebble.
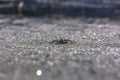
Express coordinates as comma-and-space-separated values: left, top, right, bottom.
36, 70, 42, 76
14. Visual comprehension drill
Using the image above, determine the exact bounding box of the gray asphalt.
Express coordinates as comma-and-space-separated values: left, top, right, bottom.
0, 15, 120, 80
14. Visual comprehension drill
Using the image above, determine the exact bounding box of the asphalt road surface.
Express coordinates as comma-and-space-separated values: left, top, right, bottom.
0, 15, 120, 80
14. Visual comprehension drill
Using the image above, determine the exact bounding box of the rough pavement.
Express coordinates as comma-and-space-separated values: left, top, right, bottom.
0, 15, 120, 80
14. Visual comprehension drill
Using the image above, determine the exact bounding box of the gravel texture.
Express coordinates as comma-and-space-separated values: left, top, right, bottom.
0, 15, 120, 80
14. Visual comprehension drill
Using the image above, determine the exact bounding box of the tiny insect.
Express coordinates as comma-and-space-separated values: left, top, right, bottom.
49, 39, 76, 44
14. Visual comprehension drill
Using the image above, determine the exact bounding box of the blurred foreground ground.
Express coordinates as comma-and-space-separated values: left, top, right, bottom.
0, 15, 120, 80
